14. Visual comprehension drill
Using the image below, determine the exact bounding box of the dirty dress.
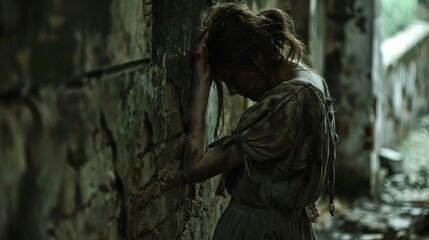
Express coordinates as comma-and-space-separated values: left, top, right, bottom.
209, 68, 337, 240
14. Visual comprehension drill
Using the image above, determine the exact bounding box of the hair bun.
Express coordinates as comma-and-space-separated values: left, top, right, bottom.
258, 9, 292, 44
257, 8, 304, 62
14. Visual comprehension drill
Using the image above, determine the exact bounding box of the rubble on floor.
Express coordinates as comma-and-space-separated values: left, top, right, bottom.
315, 117, 429, 240
316, 199, 429, 239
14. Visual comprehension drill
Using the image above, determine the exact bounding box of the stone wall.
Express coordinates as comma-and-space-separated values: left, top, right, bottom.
0, 0, 232, 239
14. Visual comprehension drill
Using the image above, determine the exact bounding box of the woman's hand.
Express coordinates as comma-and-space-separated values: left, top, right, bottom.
193, 30, 212, 86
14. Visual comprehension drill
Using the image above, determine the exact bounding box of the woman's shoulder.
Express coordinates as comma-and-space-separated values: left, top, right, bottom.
268, 76, 326, 104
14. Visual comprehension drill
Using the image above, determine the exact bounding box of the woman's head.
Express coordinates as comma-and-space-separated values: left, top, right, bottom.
202, 3, 307, 136
205, 3, 305, 81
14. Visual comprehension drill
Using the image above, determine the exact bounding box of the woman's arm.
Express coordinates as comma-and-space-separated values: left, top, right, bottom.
182, 31, 244, 184
182, 143, 243, 184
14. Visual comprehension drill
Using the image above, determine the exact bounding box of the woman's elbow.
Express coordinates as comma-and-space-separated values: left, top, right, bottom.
181, 168, 199, 184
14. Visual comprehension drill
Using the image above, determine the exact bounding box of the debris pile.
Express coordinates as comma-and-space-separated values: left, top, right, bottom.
316, 199, 429, 240
315, 116, 429, 240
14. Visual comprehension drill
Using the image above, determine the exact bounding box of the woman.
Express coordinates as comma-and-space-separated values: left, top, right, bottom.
182, 3, 337, 239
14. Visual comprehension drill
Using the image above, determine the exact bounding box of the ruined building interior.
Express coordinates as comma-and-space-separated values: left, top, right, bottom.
1, 0, 429, 239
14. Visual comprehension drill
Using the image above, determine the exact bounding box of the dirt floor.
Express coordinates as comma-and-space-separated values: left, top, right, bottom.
314, 116, 429, 240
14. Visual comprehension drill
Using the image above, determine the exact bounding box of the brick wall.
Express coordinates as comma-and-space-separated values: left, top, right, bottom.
0, 0, 231, 239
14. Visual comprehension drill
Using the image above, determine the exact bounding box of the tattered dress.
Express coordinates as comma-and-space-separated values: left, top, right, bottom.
210, 70, 337, 240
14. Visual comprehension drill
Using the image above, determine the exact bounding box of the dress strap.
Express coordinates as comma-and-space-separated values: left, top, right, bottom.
326, 96, 337, 216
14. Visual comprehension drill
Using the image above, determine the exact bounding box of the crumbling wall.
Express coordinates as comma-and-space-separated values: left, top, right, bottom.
0, 0, 234, 239
324, 0, 377, 196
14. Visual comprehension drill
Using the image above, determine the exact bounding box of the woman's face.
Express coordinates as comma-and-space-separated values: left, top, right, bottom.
215, 65, 270, 101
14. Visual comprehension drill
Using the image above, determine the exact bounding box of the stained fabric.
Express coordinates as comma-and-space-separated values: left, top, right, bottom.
208, 69, 337, 240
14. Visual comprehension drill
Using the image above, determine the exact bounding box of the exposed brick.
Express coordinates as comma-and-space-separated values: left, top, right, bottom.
141, 205, 187, 240
157, 159, 181, 183
158, 137, 179, 167
133, 152, 156, 190
131, 183, 187, 237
